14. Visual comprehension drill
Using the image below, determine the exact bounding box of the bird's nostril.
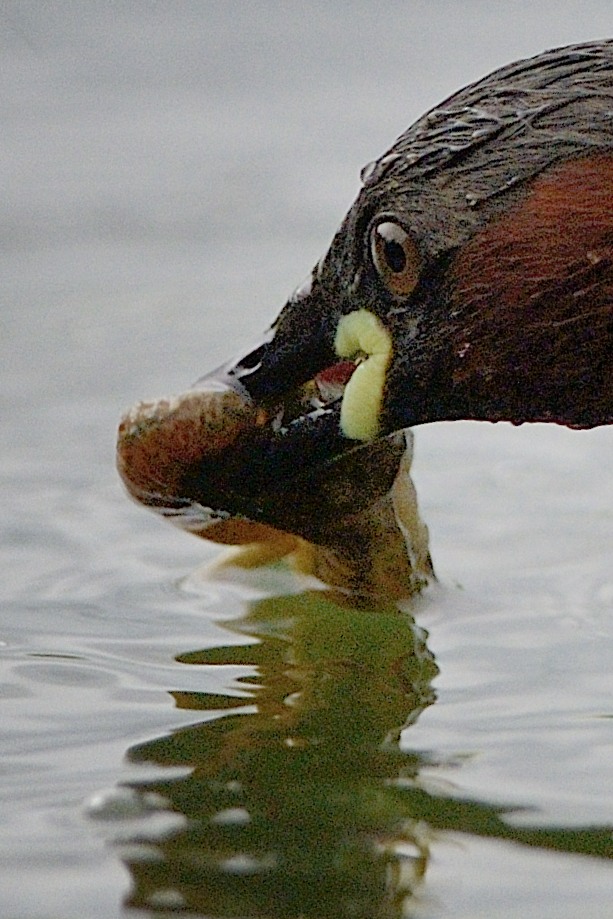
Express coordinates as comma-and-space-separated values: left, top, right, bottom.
235, 345, 268, 372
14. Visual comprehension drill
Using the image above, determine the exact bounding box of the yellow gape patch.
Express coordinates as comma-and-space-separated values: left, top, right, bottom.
334, 309, 392, 441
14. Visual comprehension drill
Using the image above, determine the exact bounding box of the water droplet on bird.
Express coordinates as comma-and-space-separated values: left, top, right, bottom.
360, 159, 377, 184
290, 273, 312, 302
379, 153, 401, 169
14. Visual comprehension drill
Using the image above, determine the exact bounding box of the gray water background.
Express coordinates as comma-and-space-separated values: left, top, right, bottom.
1, 2, 613, 916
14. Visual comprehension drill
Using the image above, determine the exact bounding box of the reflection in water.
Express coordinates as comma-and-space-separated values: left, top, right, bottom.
123, 590, 437, 917
115, 587, 613, 918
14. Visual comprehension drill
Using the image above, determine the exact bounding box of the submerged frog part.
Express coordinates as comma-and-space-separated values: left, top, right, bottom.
117, 380, 432, 598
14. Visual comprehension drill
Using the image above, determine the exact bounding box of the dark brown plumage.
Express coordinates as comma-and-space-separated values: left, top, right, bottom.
221, 39, 613, 433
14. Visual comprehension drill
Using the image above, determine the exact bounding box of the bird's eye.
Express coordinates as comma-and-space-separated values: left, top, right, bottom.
370, 221, 421, 298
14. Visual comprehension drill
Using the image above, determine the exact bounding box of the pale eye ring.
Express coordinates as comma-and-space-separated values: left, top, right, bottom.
370, 221, 421, 298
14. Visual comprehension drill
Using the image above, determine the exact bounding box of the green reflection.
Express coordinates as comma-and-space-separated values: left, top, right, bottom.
120, 588, 612, 917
